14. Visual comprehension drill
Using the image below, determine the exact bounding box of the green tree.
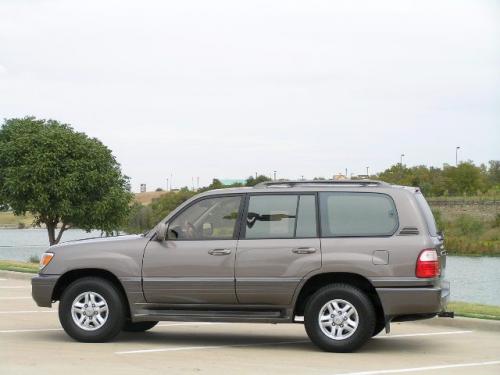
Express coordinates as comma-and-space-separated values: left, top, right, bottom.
0, 117, 133, 245
245, 175, 271, 186
151, 190, 196, 223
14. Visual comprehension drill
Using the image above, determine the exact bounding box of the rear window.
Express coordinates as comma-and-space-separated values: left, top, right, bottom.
319, 192, 398, 237
415, 192, 438, 237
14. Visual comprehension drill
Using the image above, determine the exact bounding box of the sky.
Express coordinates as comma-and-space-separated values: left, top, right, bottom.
1, 0, 499, 192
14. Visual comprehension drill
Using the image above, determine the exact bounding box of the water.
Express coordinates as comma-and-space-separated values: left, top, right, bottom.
446, 256, 500, 306
0, 228, 105, 261
1, 229, 499, 306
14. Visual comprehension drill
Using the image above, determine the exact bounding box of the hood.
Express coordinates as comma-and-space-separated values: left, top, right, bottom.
49, 234, 143, 252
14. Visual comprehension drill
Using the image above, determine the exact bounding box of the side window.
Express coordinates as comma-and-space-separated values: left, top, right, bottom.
245, 195, 298, 239
168, 196, 242, 240
320, 192, 398, 237
244, 194, 317, 239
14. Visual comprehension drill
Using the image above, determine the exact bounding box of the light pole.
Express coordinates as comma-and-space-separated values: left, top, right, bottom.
166, 178, 169, 191
366, 166, 369, 177
273, 170, 277, 181
456, 146, 460, 166
400, 154, 405, 166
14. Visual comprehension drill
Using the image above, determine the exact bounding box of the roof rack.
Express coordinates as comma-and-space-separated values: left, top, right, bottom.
255, 180, 390, 188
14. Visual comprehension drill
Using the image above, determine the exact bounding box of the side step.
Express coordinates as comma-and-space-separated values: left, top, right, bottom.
133, 308, 290, 323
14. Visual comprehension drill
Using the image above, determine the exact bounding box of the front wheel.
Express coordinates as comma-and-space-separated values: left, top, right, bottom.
58, 277, 126, 342
304, 284, 376, 352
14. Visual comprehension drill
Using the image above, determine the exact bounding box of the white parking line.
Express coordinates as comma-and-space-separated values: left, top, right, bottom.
335, 360, 500, 375
0, 297, 32, 299
0, 328, 62, 333
0, 286, 30, 289
377, 330, 473, 339
0, 310, 56, 314
114, 330, 472, 355
0, 322, 218, 334
115, 340, 309, 355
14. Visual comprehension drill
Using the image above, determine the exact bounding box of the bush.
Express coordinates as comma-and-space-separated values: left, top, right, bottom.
431, 209, 444, 231
495, 213, 500, 228
28, 255, 40, 263
454, 214, 484, 237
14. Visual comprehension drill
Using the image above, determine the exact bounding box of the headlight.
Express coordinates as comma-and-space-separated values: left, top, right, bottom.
39, 252, 54, 270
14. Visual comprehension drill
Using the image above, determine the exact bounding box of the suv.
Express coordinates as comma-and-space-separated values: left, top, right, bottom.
32, 180, 450, 352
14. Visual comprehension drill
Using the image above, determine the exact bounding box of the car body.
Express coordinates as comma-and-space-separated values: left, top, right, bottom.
32, 180, 450, 352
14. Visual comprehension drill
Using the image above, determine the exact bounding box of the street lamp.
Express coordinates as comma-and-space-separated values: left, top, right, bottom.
456, 146, 460, 166
273, 170, 277, 181
400, 154, 405, 166
366, 166, 369, 177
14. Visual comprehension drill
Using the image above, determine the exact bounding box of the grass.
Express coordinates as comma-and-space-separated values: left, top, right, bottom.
0, 260, 39, 274
0, 211, 34, 228
449, 301, 500, 320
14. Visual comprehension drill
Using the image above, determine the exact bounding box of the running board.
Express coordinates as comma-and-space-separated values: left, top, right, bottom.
133, 308, 290, 323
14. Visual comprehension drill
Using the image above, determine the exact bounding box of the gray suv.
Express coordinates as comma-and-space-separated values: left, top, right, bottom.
32, 180, 450, 352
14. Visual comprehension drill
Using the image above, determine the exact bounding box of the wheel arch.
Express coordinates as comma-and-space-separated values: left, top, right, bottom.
294, 272, 385, 327
52, 268, 131, 319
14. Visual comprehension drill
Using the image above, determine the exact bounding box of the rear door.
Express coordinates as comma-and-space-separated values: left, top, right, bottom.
235, 194, 321, 305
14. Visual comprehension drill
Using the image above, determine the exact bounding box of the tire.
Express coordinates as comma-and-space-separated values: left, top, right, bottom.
372, 321, 386, 337
304, 283, 376, 352
58, 277, 126, 343
123, 321, 159, 332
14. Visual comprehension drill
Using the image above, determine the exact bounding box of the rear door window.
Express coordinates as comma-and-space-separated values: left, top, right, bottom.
244, 194, 317, 239
319, 192, 398, 237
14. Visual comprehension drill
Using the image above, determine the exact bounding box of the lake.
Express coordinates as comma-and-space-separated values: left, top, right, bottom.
1, 229, 499, 306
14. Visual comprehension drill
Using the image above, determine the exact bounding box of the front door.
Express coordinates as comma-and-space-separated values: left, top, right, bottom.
235, 194, 321, 305
142, 194, 243, 304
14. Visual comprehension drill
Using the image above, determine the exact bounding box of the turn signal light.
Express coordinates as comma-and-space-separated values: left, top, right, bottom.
416, 249, 440, 278
39, 252, 54, 270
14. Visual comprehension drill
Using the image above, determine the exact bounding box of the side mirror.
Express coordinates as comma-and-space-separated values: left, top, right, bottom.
156, 223, 167, 241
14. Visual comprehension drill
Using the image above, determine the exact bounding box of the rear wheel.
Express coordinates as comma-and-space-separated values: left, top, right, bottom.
59, 277, 126, 342
304, 284, 375, 352
123, 321, 158, 332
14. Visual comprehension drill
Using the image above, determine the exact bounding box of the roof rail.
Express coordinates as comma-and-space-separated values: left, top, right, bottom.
255, 180, 390, 188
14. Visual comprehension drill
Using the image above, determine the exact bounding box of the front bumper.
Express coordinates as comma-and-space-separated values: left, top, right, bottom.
31, 274, 59, 307
377, 280, 450, 318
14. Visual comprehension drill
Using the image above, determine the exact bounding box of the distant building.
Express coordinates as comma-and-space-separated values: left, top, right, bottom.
220, 179, 246, 186
140, 184, 146, 193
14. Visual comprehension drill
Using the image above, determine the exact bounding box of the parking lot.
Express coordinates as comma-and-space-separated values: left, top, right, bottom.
1, 273, 499, 375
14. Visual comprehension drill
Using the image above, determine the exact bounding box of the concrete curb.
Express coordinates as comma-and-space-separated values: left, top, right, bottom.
0, 270, 36, 280
416, 316, 500, 332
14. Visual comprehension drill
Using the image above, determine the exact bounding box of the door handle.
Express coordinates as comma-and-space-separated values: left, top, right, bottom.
208, 248, 232, 256
292, 247, 317, 254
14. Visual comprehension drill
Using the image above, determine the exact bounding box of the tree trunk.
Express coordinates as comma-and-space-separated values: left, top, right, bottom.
46, 222, 69, 246
46, 223, 57, 246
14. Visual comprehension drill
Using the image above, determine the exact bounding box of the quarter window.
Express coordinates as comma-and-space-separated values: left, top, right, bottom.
320, 192, 398, 237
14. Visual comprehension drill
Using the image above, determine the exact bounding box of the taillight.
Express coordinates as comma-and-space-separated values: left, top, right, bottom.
416, 249, 440, 278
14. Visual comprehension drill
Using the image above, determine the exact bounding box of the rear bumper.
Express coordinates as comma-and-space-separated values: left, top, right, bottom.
377, 279, 450, 318
31, 274, 59, 307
